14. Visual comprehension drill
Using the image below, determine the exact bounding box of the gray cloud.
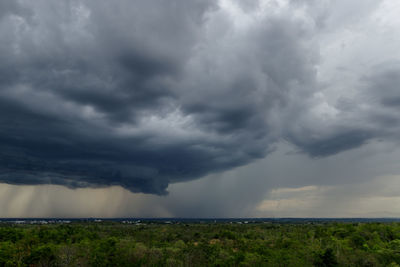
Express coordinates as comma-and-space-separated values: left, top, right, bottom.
0, 0, 28, 20
1, 0, 400, 196
0, 0, 316, 194
282, 62, 400, 157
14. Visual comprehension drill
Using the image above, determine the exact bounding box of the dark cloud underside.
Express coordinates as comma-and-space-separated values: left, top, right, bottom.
1, 0, 399, 194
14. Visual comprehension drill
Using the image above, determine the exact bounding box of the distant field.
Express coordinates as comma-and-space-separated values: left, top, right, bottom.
1, 221, 400, 266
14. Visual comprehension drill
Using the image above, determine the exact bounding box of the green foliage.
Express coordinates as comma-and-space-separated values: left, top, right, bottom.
1, 222, 400, 266
23, 244, 57, 266
313, 248, 338, 267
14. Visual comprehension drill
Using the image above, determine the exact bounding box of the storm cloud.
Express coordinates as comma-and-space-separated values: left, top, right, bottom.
1, 0, 400, 195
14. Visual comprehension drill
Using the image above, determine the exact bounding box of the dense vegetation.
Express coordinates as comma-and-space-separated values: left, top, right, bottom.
1, 221, 400, 266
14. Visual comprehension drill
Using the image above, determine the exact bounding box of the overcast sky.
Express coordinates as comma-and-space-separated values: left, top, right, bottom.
1, 0, 400, 217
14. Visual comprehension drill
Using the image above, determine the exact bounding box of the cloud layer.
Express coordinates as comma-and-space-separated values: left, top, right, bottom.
1, 0, 400, 194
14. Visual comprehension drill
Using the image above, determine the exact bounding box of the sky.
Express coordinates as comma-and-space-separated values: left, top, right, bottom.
1, 0, 400, 217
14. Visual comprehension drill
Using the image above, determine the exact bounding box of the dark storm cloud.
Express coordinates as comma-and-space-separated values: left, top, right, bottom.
360, 63, 400, 136
1, 0, 398, 194
0, 0, 27, 20
363, 64, 400, 109
287, 128, 374, 157
284, 60, 400, 157
0, 0, 292, 194
0, 0, 222, 194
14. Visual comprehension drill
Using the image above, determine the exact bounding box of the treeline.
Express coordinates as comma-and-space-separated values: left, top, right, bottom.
1, 222, 400, 266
